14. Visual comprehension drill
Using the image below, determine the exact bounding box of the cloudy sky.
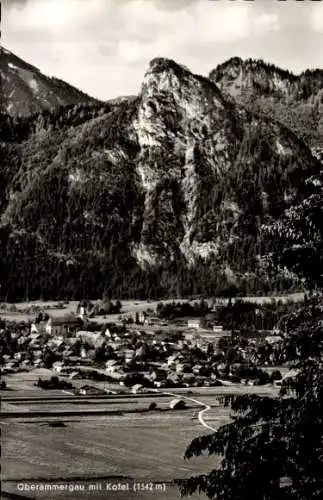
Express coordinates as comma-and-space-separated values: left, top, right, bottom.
2, 0, 323, 100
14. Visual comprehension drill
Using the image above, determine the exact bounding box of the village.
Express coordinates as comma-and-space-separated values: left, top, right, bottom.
0, 296, 302, 395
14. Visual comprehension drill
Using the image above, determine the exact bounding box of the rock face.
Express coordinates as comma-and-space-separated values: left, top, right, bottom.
0, 55, 322, 299
0, 47, 97, 116
209, 57, 323, 148
130, 58, 321, 268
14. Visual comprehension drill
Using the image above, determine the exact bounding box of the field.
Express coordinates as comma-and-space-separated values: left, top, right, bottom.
0, 292, 305, 324
2, 368, 126, 396
2, 408, 219, 500
1, 375, 280, 500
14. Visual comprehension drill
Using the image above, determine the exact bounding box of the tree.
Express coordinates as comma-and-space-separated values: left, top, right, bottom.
178, 187, 323, 499
43, 349, 57, 368
115, 299, 122, 313
178, 299, 323, 499
264, 192, 323, 290
93, 344, 106, 364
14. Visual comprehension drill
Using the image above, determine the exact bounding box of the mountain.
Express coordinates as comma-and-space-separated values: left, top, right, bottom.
0, 47, 98, 116
209, 57, 323, 148
108, 95, 137, 105
0, 56, 322, 300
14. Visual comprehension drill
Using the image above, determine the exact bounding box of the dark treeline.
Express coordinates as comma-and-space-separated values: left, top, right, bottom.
155, 297, 301, 331
0, 245, 298, 302
156, 299, 210, 318
213, 298, 301, 331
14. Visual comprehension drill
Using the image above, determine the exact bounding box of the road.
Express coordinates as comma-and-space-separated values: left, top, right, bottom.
162, 391, 217, 432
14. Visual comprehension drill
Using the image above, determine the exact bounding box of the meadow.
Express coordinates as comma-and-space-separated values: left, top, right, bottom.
2, 411, 216, 500
0, 292, 305, 324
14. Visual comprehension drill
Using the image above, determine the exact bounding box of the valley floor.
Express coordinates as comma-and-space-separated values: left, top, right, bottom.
0, 382, 278, 500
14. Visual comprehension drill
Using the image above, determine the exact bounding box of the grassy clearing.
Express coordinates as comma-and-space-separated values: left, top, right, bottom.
2, 369, 124, 395
2, 396, 188, 414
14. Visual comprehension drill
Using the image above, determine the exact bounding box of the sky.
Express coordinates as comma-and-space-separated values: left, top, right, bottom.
2, 0, 323, 100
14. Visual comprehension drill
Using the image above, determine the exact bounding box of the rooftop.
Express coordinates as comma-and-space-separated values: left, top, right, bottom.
48, 314, 82, 326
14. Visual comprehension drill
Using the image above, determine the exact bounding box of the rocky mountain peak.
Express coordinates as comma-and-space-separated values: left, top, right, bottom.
0, 46, 98, 116
146, 56, 190, 74
209, 57, 323, 146
210, 57, 300, 100
139, 56, 227, 128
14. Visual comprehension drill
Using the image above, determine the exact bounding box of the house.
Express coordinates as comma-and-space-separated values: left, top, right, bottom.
108, 370, 126, 381
274, 369, 299, 387
67, 358, 92, 368
48, 339, 65, 350
131, 383, 143, 394
110, 341, 124, 350
76, 300, 94, 319
79, 385, 105, 396
265, 335, 282, 344
138, 312, 146, 324
121, 349, 135, 363
69, 371, 82, 380
187, 319, 201, 330
169, 398, 186, 410
76, 331, 105, 348
182, 373, 195, 385
30, 323, 39, 334
45, 314, 82, 336
166, 374, 180, 386
211, 298, 227, 310
21, 359, 31, 367
149, 368, 167, 383
104, 328, 111, 338
53, 361, 64, 373
176, 362, 192, 374
28, 332, 41, 344
105, 359, 122, 374
135, 344, 149, 359
4, 362, 16, 372
128, 311, 147, 324
192, 364, 203, 375
167, 354, 181, 367
80, 347, 87, 359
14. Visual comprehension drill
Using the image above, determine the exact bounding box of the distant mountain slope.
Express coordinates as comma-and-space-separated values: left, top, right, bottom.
0, 56, 321, 300
0, 47, 98, 116
107, 95, 137, 105
209, 57, 323, 147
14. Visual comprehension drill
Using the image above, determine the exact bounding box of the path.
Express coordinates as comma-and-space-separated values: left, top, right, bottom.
162, 391, 217, 432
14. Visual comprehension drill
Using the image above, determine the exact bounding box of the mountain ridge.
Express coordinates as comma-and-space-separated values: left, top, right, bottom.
0, 46, 99, 116
0, 52, 322, 299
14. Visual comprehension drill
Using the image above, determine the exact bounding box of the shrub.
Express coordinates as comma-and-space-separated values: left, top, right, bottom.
270, 369, 283, 382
